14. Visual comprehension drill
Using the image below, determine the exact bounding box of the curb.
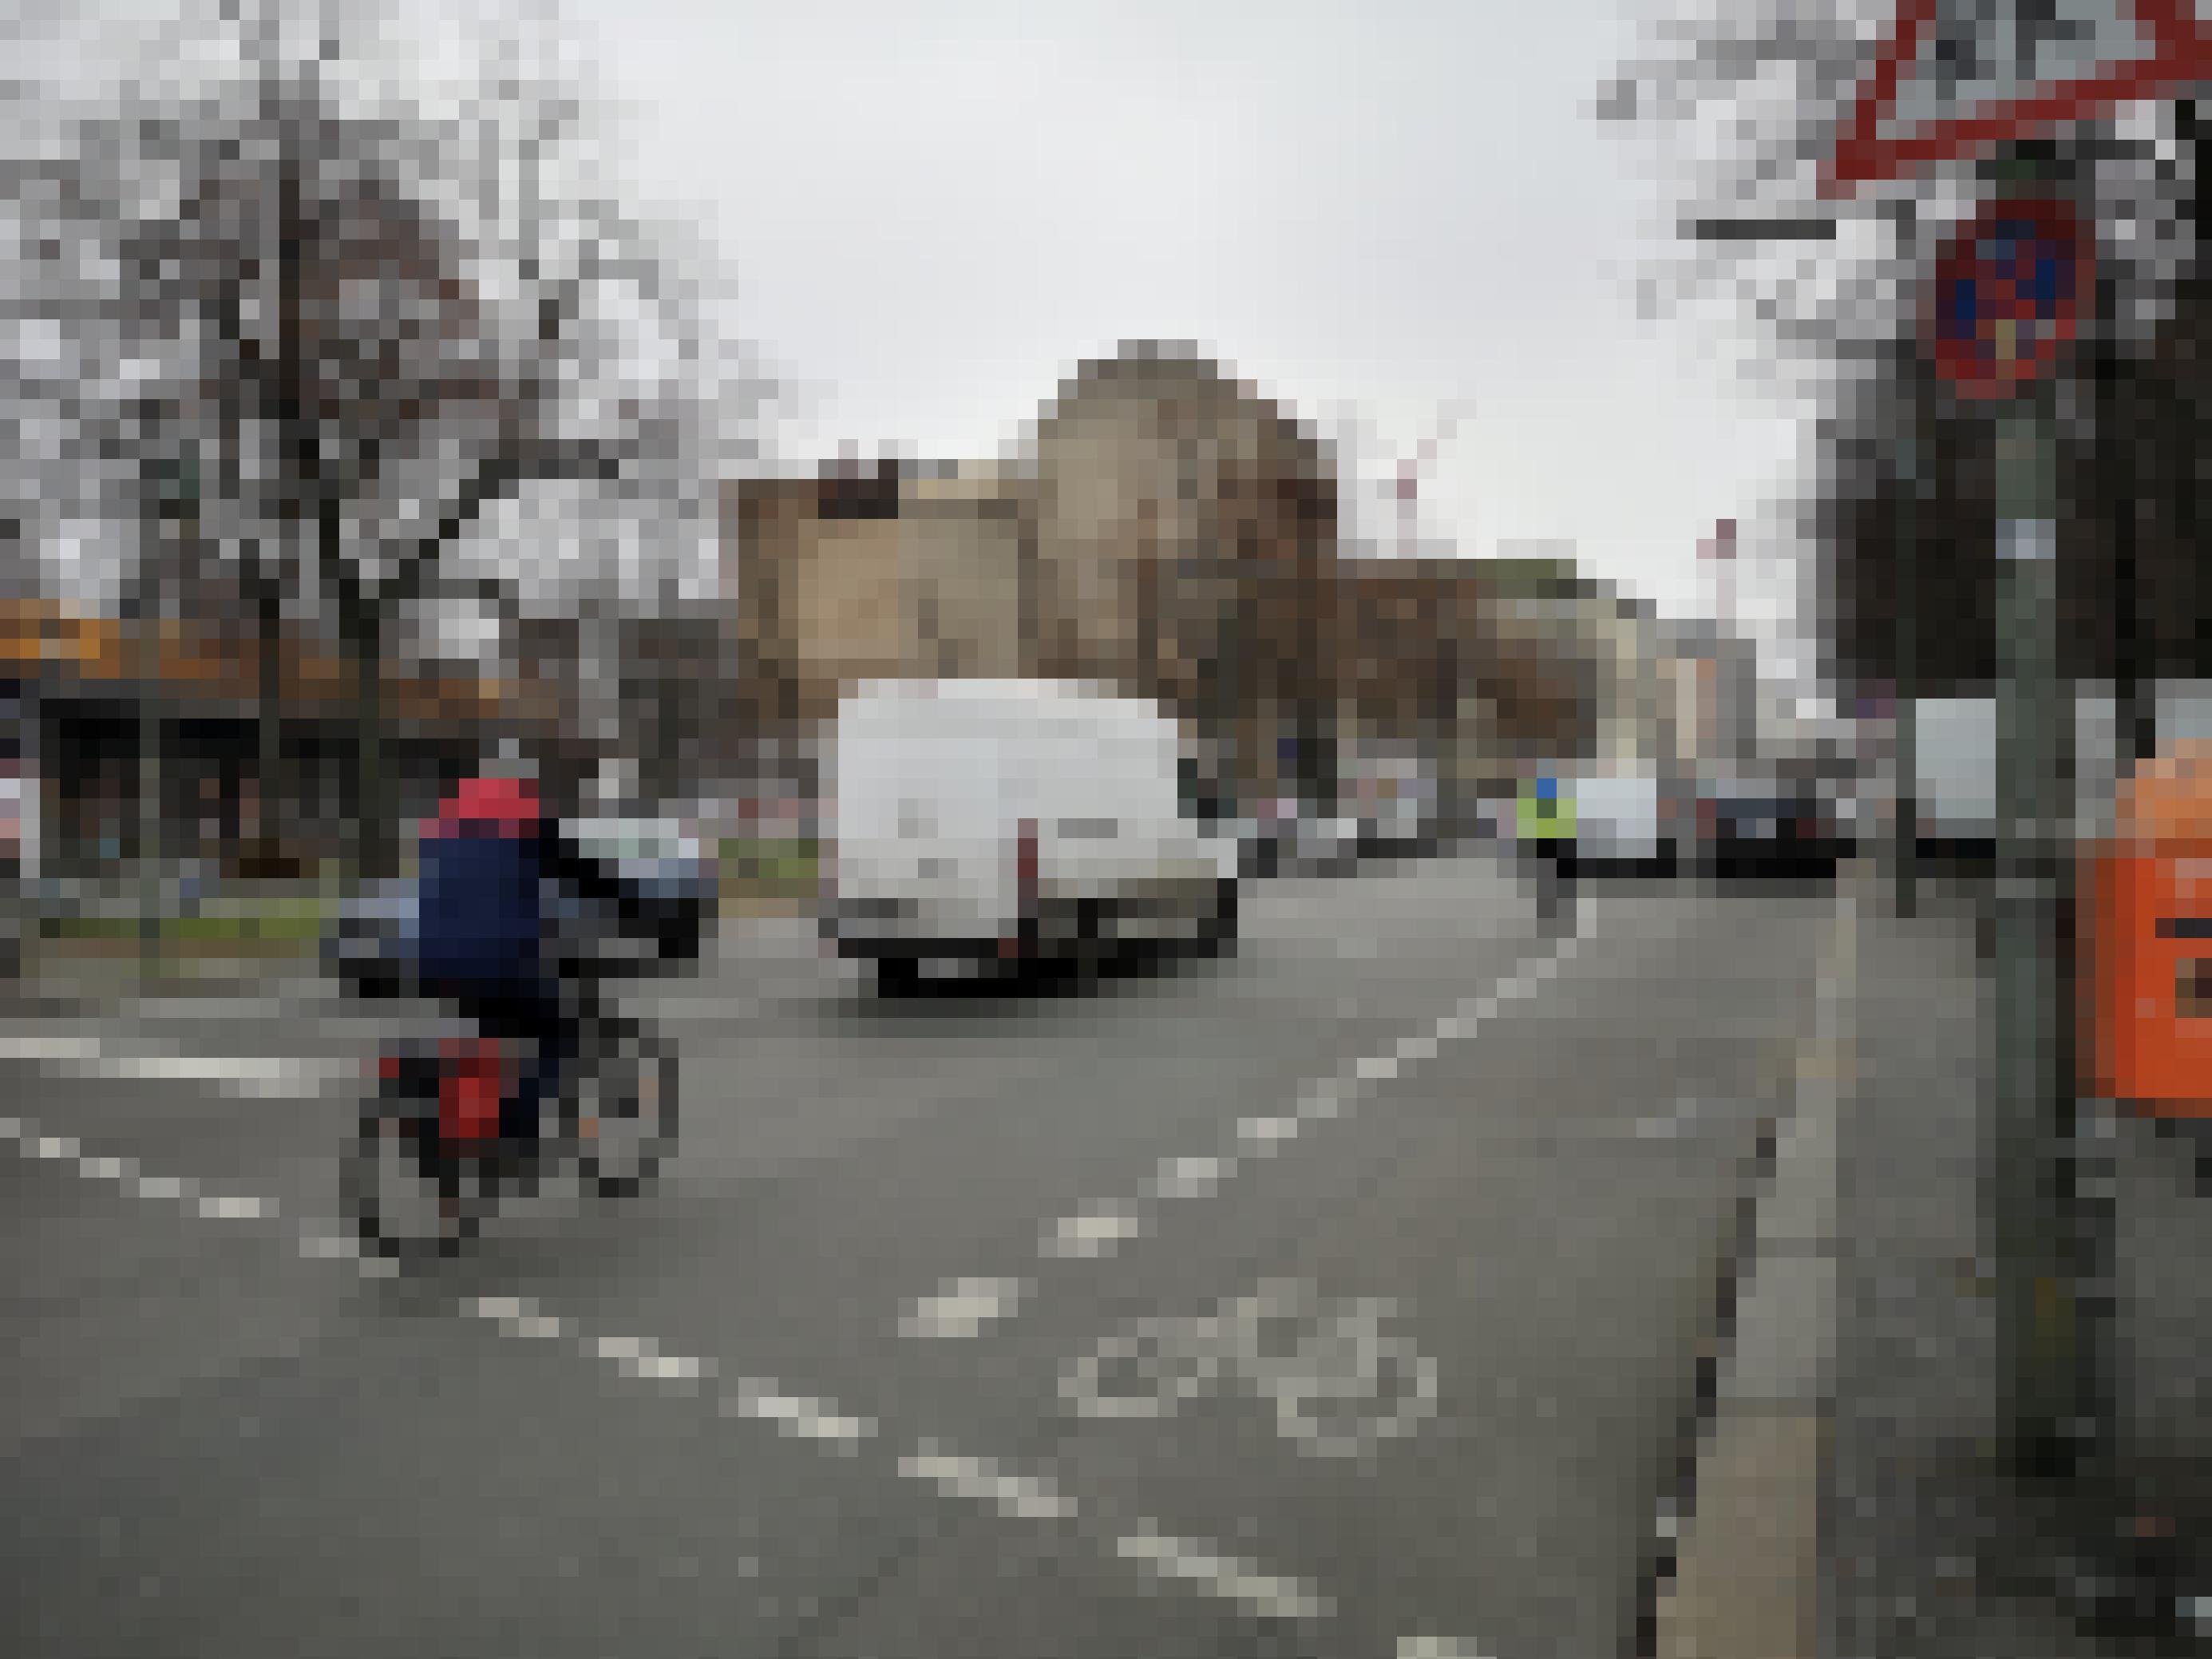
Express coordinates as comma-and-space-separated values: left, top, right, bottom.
1636, 879, 1857, 1659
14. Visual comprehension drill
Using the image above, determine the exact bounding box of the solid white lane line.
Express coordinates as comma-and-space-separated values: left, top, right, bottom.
0, 1035, 100, 1063
900, 1276, 1029, 1340
0, 1032, 357, 1097
1398, 1638, 1494, 1659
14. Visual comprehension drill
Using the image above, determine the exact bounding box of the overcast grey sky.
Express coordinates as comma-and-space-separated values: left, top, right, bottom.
564, 0, 1806, 626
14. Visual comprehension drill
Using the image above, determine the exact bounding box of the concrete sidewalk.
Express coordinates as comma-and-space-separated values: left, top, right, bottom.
1652, 865, 2212, 1659
1647, 873, 1852, 1659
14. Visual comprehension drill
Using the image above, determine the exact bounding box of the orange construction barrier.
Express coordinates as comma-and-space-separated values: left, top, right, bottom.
2084, 741, 2212, 1117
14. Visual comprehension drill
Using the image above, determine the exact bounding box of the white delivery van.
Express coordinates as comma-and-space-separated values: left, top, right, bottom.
1569, 769, 1672, 874
1912, 697, 1998, 856
825, 679, 1241, 988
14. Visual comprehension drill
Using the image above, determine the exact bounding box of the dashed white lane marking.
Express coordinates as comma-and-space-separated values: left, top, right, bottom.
900, 1276, 1029, 1340
1114, 1523, 1333, 1622
1017, 925, 1583, 1275
2, 1114, 281, 1224
1044, 1206, 1146, 1261
900, 1443, 1080, 1522
467, 1296, 575, 1345
1398, 1637, 1493, 1659
1632, 1092, 1711, 1142
461, 1294, 872, 1439
727, 1383, 876, 1447
1, 1111, 1379, 1638
0, 1032, 358, 1098
1146, 1154, 1234, 1202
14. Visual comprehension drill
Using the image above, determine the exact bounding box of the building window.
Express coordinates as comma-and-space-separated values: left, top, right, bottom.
818, 462, 899, 521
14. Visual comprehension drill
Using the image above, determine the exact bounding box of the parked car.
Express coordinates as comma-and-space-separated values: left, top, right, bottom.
556, 816, 718, 973
323, 877, 421, 1000
1353, 796, 1436, 859
1700, 778, 1846, 876
322, 816, 714, 999
1225, 814, 1292, 879
824, 679, 1240, 990
1285, 810, 1362, 876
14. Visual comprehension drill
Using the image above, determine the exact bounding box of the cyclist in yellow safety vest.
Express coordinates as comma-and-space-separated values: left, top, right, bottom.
1516, 775, 1577, 844
1517, 774, 1577, 931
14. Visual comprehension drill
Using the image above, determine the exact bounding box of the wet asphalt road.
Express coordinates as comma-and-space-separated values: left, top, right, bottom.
2, 853, 1836, 1659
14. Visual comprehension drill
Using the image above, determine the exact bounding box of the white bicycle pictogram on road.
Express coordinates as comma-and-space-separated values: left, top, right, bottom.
1059, 1278, 1438, 1460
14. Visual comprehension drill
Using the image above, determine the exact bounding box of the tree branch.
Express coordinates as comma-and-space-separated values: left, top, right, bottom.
378, 427, 642, 612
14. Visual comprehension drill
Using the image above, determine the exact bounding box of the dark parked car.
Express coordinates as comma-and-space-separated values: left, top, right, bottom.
556, 817, 717, 972
1705, 786, 1848, 877
323, 877, 421, 1000
323, 818, 715, 998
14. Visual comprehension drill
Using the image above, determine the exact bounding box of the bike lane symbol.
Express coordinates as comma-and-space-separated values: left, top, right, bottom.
1059, 1279, 1439, 1462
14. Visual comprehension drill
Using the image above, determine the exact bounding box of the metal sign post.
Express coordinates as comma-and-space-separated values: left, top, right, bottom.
1990, 386, 2090, 1472
1814, 1, 2209, 1616
1933, 179, 2099, 1476
1895, 194, 1921, 921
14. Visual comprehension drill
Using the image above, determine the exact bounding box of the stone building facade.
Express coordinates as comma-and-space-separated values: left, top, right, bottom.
726, 342, 1655, 813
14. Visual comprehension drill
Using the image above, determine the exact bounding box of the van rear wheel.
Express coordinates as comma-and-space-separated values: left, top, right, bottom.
1201, 880, 1240, 957
876, 956, 920, 997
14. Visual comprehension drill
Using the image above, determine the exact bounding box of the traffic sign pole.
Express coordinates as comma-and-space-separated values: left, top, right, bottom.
1826, 0, 2198, 1621
1922, 164, 2102, 1487
1894, 197, 1921, 921
1986, 376, 2094, 1477
1894, 434, 1918, 921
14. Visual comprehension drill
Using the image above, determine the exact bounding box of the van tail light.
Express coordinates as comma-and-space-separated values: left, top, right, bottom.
1015, 818, 1039, 901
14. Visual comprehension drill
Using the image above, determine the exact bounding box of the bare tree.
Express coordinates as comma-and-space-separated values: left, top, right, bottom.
2, 0, 755, 876
1597, 1, 2202, 695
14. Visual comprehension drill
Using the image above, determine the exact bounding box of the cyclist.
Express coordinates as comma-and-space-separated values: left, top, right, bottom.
1517, 770, 1577, 932
413, 768, 588, 1188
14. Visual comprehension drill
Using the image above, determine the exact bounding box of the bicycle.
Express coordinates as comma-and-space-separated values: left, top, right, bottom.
343, 1005, 677, 1266
1059, 1279, 1438, 1460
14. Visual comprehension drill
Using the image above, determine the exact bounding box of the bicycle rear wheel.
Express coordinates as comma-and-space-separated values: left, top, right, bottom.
574, 1020, 679, 1198
342, 1094, 487, 1265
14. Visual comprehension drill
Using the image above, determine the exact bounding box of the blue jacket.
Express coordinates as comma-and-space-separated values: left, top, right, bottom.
415, 822, 549, 995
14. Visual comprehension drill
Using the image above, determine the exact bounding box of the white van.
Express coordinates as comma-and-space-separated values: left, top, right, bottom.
824, 679, 1241, 988
1567, 769, 1674, 874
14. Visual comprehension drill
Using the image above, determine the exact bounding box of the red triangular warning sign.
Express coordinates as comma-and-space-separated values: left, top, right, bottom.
1825, 0, 2212, 193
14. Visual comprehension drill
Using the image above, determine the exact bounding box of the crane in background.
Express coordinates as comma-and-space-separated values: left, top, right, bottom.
1319, 398, 1471, 559
1387, 401, 1472, 560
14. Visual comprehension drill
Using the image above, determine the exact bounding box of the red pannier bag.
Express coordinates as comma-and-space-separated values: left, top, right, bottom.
437, 1036, 508, 1143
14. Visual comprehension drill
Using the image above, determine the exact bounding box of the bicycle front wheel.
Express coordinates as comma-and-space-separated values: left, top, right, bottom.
1270, 1335, 1438, 1460
575, 1022, 679, 1198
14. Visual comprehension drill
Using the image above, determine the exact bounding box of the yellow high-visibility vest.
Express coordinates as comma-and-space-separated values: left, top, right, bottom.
1517, 780, 1576, 842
